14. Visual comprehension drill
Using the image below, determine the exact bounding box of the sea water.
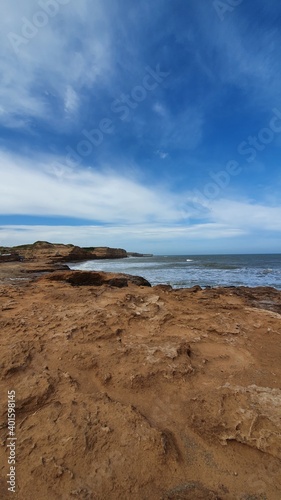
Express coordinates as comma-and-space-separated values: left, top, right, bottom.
69, 254, 281, 290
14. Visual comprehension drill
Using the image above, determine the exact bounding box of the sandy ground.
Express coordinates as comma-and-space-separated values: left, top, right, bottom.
0, 267, 281, 499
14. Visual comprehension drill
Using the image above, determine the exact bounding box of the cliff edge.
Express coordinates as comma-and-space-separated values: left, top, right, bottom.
0, 241, 128, 263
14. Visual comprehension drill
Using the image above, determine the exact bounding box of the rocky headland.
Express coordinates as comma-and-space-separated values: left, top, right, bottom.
0, 241, 149, 283
0, 244, 280, 499
0, 241, 129, 263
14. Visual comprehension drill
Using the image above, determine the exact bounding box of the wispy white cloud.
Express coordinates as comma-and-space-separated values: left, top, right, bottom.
1, 150, 281, 249
0, 0, 112, 128
155, 150, 169, 160
152, 107, 204, 151
210, 199, 281, 232
0, 223, 245, 250
194, 2, 281, 107
1, 1, 281, 254
0, 150, 187, 223
153, 102, 166, 117
64, 86, 79, 116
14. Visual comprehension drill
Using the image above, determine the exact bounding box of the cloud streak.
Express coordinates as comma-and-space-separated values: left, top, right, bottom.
0, 151, 186, 223
1, 1, 281, 252
0, 0, 112, 128
1, 149, 281, 250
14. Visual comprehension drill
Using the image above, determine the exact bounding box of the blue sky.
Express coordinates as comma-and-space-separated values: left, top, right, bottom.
1, 0, 281, 254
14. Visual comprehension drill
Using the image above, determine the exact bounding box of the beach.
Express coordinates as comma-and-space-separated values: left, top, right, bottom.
0, 250, 281, 499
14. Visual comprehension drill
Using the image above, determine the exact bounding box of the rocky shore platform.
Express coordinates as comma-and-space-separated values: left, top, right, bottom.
0, 250, 281, 499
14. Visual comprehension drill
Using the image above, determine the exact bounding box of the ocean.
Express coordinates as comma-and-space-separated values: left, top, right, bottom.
69, 254, 281, 290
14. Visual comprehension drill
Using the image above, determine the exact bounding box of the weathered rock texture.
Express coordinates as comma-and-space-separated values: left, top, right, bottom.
41, 270, 151, 288
0, 241, 128, 263
0, 275, 280, 499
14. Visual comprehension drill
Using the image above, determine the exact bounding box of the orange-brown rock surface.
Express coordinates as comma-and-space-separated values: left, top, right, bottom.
0, 268, 281, 499
0, 241, 128, 263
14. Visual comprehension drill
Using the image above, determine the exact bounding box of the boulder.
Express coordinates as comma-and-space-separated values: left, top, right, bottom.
40, 270, 151, 288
